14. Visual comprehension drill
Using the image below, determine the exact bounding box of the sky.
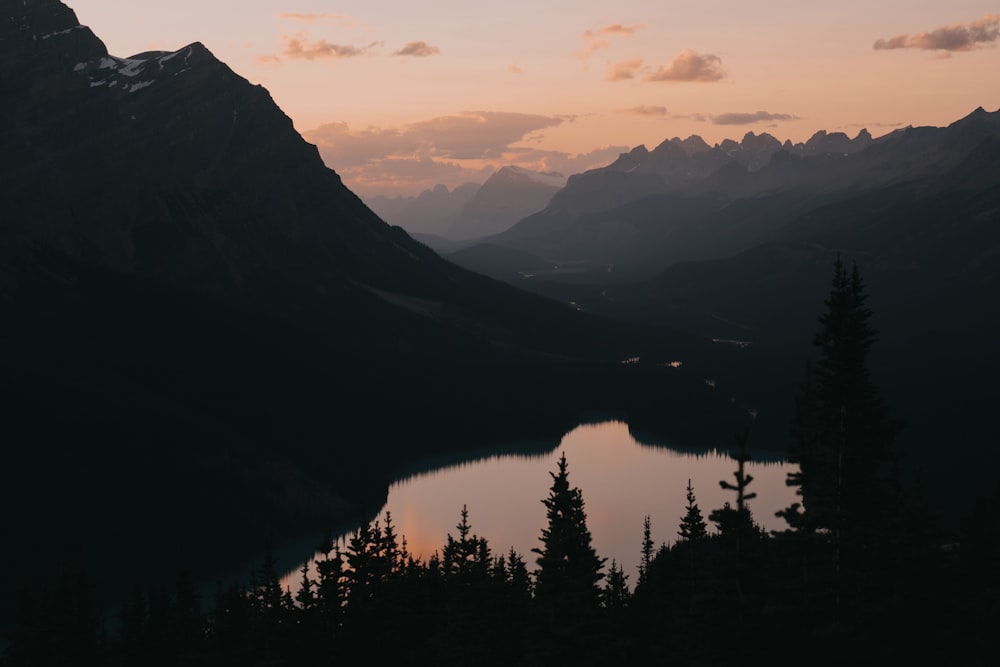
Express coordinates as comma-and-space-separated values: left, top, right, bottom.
66, 1, 1000, 197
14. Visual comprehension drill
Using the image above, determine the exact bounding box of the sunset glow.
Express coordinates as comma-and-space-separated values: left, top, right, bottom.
66, 1, 1000, 196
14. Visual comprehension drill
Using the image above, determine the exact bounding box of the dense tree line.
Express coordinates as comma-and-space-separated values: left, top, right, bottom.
3, 259, 997, 665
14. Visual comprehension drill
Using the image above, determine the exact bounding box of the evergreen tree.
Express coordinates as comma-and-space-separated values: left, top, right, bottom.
532, 453, 606, 616
505, 548, 533, 605
637, 515, 655, 587
779, 256, 901, 557
710, 429, 758, 543
678, 479, 708, 542
602, 559, 631, 610
442, 505, 491, 581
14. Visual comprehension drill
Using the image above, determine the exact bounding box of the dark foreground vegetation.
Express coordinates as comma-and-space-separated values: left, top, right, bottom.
4, 259, 997, 666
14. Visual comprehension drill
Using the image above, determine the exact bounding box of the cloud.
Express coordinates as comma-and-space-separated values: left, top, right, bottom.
404, 112, 565, 159
646, 49, 725, 82
584, 23, 644, 39
874, 13, 999, 52
304, 111, 565, 164
303, 114, 625, 196
577, 22, 643, 63
699, 111, 800, 125
619, 105, 670, 116
509, 63, 524, 74
394, 41, 441, 57
281, 33, 372, 60
607, 59, 644, 81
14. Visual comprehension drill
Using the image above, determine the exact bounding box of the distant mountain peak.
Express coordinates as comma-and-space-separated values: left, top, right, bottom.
669, 135, 711, 155
949, 106, 1000, 130
740, 131, 781, 152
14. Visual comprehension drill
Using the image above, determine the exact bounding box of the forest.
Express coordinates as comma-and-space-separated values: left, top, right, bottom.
3, 258, 997, 666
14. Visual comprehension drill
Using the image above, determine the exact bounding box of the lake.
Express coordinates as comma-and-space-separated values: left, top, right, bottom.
281, 420, 796, 590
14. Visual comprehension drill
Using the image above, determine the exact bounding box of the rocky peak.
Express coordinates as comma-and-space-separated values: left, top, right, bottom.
0, 0, 108, 95
739, 131, 781, 152
719, 138, 740, 152
71, 42, 218, 100
669, 135, 711, 155
607, 144, 649, 171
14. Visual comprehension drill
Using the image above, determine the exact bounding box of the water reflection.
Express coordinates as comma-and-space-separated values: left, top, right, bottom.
283, 421, 795, 589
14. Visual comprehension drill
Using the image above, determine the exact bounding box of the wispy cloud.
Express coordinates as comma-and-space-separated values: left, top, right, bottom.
874, 14, 999, 53
281, 33, 375, 60
694, 111, 800, 125
646, 49, 725, 82
619, 105, 670, 116
606, 59, 644, 81
509, 63, 524, 74
584, 23, 644, 39
577, 23, 644, 64
394, 41, 441, 57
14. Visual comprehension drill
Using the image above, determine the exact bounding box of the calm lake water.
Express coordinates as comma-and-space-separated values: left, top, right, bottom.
281, 420, 796, 589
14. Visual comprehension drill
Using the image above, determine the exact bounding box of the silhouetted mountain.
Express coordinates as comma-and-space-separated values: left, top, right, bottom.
1, 0, 739, 630
366, 166, 565, 242
448, 166, 565, 240
366, 182, 480, 237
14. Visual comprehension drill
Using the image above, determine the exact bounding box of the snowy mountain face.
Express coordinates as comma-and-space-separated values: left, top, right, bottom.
73, 45, 209, 95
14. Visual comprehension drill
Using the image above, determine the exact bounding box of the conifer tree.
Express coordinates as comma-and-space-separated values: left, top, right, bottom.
533, 453, 606, 616
638, 515, 655, 587
506, 548, 533, 604
443, 505, 491, 580
710, 429, 758, 542
603, 559, 631, 610
780, 256, 900, 552
678, 479, 708, 542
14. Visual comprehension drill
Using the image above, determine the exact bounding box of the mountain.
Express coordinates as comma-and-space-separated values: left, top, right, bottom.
365, 181, 480, 237
447, 166, 566, 240
366, 167, 565, 242
452, 127, 877, 282
1, 0, 738, 626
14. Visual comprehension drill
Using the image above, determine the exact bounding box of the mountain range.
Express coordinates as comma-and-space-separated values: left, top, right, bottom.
367, 165, 566, 241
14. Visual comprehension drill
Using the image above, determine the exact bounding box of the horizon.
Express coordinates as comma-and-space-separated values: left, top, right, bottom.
62, 1, 1000, 197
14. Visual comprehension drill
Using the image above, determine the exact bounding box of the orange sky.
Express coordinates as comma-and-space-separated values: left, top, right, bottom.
67, 1, 1000, 196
